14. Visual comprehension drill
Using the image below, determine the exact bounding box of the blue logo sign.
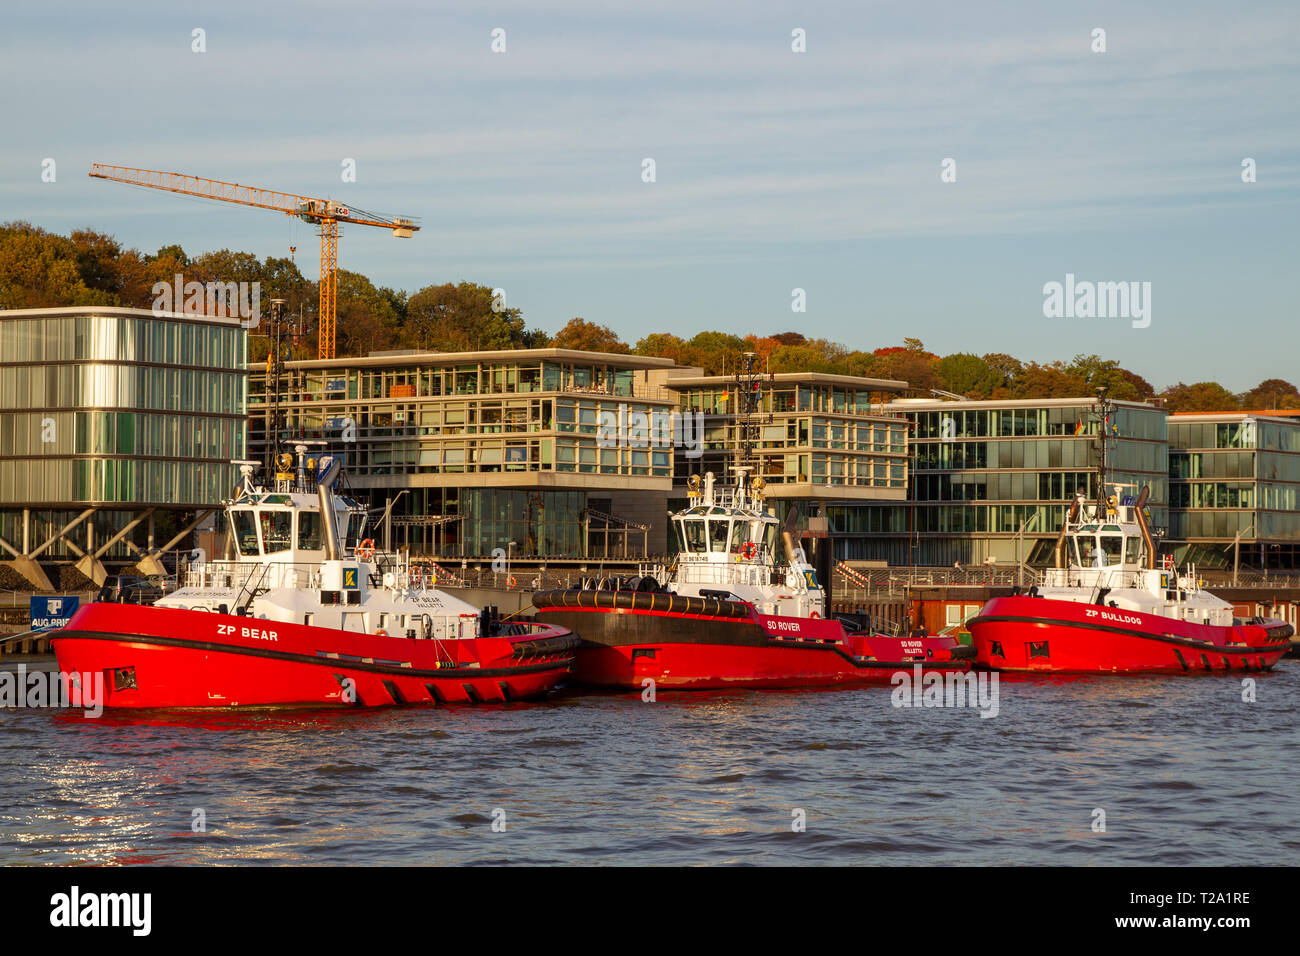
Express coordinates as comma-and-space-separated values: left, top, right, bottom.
343, 567, 359, 589
30, 595, 80, 632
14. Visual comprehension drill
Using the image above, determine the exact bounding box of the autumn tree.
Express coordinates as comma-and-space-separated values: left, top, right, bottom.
1013, 362, 1089, 399
0, 222, 113, 309
636, 332, 693, 365
1157, 382, 1239, 413
551, 317, 630, 353
1239, 378, 1300, 410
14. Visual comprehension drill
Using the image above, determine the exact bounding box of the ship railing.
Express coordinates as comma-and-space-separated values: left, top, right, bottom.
675, 563, 772, 588
834, 565, 1030, 594
1037, 567, 1152, 591
184, 561, 321, 592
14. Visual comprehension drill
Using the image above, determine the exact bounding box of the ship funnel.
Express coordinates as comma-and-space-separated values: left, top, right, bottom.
781, 503, 802, 567
1133, 486, 1156, 569
317, 455, 343, 561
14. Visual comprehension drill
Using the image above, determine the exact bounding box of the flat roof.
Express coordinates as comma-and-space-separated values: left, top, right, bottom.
1170, 411, 1300, 425
884, 397, 1162, 411
666, 371, 909, 391
0, 305, 244, 327
286, 347, 677, 371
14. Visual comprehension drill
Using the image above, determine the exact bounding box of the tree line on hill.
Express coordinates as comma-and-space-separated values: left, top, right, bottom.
2, 221, 1295, 413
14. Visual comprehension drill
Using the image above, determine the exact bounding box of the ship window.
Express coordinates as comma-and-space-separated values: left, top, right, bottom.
260, 509, 292, 554
681, 519, 706, 552
231, 509, 259, 556
1100, 535, 1123, 565
1124, 537, 1141, 565
729, 520, 753, 552
297, 511, 322, 551
708, 519, 729, 553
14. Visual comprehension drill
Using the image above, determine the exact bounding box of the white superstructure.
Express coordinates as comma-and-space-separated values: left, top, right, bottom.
1034, 487, 1234, 627
155, 446, 483, 641
641, 469, 827, 618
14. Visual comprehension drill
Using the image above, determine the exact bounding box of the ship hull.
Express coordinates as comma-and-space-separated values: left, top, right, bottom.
533, 591, 973, 690
968, 595, 1292, 674
51, 603, 577, 708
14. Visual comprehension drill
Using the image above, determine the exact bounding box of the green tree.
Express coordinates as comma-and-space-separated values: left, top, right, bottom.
402, 282, 528, 352
936, 353, 1002, 398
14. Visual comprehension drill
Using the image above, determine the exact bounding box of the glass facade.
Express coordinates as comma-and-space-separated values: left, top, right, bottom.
0, 311, 247, 507
0, 309, 248, 563
672, 379, 909, 495
838, 400, 1169, 566
1168, 415, 1300, 568
253, 356, 674, 481
251, 351, 675, 559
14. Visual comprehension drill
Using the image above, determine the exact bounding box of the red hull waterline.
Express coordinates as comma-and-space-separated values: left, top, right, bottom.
537, 603, 974, 690
968, 595, 1292, 674
51, 603, 577, 708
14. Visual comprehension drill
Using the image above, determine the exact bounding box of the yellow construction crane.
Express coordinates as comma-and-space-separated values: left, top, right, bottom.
89, 163, 420, 358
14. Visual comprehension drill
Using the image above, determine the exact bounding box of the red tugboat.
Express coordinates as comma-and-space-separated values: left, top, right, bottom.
969, 481, 1291, 674
533, 469, 974, 689
52, 450, 577, 708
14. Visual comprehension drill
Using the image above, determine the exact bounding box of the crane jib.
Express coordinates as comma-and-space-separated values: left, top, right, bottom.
88, 162, 420, 359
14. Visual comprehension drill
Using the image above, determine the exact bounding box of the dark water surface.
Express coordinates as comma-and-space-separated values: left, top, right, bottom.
2, 663, 1297, 865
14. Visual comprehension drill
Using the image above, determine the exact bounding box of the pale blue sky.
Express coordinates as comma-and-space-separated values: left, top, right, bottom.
3, 1, 1297, 390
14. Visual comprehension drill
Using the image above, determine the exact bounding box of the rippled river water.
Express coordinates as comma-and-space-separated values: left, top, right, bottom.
2, 662, 1297, 865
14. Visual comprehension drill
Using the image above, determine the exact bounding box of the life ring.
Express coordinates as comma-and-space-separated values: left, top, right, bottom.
810, 611, 820, 619
374, 627, 388, 637
507, 575, 517, 590
740, 541, 757, 560
357, 539, 375, 561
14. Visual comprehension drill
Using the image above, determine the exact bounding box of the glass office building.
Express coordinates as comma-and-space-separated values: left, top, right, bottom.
0, 307, 247, 567
1168, 413, 1300, 569
668, 372, 911, 500
251, 348, 677, 559
835, 398, 1169, 566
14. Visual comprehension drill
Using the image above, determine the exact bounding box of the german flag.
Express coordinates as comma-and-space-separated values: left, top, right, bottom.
1073, 420, 1085, 436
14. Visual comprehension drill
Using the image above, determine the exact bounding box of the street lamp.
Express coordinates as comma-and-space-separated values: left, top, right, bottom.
1016, 511, 1043, 588
1232, 523, 1255, 587
382, 490, 409, 554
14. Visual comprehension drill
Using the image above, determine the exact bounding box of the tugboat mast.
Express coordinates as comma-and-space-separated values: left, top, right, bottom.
1094, 385, 1112, 513
731, 351, 768, 476
258, 298, 306, 474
